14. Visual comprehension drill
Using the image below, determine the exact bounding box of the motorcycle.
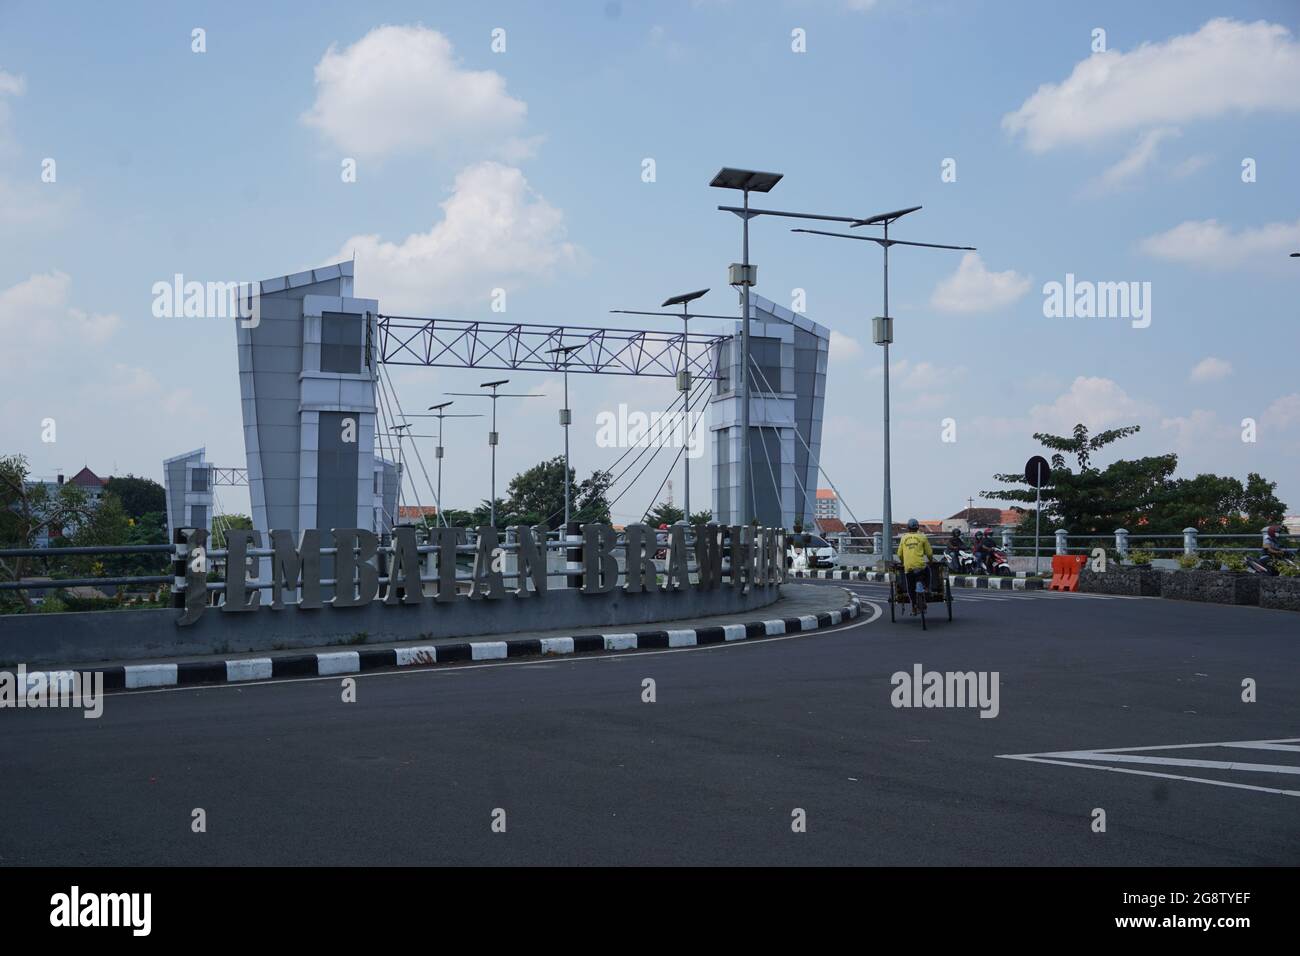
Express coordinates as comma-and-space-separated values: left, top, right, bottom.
946, 547, 975, 574
975, 545, 1013, 576
1246, 551, 1298, 576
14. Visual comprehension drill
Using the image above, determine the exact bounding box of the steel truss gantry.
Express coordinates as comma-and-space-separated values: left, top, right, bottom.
376, 314, 729, 380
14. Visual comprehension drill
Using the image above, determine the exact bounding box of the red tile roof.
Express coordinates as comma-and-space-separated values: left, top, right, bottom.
68, 467, 106, 488
397, 505, 438, 520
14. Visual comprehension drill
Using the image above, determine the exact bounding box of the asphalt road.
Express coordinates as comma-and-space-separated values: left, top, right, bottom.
3, 582, 1298, 866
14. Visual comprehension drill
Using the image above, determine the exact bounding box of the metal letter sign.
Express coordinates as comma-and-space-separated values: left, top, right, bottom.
176, 523, 784, 625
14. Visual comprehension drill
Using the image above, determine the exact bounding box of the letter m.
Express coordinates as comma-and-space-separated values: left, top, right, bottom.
1096, 281, 1128, 318
694, 523, 724, 590
206, 280, 240, 318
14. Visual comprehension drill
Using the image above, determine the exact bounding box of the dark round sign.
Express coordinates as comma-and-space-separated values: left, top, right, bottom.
1024, 455, 1051, 487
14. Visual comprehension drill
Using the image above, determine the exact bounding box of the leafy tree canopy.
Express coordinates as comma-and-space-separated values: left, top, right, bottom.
985, 424, 1287, 536
104, 475, 166, 520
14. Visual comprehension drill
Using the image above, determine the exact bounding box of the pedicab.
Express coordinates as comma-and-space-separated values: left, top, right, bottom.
887, 558, 953, 630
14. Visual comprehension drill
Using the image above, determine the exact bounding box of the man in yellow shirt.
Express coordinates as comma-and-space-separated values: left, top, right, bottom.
895, 518, 933, 610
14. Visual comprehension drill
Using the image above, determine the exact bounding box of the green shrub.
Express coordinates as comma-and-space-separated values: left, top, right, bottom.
1127, 549, 1155, 565
1175, 553, 1199, 570
1278, 561, 1300, 578
1216, 551, 1246, 572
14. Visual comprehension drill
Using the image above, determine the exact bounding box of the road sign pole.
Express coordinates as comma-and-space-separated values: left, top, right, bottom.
1034, 481, 1041, 575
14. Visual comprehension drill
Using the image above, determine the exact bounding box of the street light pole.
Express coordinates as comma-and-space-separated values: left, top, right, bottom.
611, 290, 733, 527
881, 219, 892, 562
740, 187, 752, 528
424, 401, 483, 527
547, 345, 583, 527
792, 207, 974, 562
711, 168, 783, 527
445, 380, 545, 527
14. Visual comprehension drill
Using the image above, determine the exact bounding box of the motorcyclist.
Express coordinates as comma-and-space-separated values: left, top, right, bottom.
946, 528, 966, 571
1260, 525, 1293, 571
895, 518, 934, 610
972, 530, 992, 574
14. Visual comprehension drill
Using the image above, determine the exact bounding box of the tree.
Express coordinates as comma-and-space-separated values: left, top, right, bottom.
484, 456, 613, 529
104, 475, 166, 520
573, 468, 613, 525
985, 424, 1175, 535
689, 509, 713, 525
986, 424, 1288, 539
646, 501, 684, 526
211, 513, 253, 550
0, 454, 98, 609
1035, 423, 1141, 472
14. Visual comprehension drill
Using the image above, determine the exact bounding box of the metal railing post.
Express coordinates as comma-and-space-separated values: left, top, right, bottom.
1183, 527, 1198, 555
1054, 528, 1068, 555
565, 520, 583, 589
1115, 528, 1129, 559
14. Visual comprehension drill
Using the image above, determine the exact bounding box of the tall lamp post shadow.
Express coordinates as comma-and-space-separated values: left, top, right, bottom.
792, 209, 975, 562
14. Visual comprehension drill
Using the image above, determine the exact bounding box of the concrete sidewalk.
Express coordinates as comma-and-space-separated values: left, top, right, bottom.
17, 584, 863, 693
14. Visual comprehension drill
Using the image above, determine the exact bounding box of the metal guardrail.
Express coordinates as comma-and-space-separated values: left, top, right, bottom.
0, 542, 175, 593
0, 524, 787, 603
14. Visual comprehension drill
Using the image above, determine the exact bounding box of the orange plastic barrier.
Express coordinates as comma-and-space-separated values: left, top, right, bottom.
1048, 555, 1087, 591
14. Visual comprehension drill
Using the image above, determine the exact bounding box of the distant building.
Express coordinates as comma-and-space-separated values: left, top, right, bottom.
942, 507, 1006, 534
397, 505, 438, 524
22, 468, 109, 547
815, 488, 840, 520
814, 516, 847, 546
710, 293, 827, 530
163, 449, 214, 542
67, 466, 108, 501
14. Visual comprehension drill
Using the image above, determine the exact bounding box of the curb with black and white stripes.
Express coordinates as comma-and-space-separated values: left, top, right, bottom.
17, 594, 864, 694
792, 569, 1044, 590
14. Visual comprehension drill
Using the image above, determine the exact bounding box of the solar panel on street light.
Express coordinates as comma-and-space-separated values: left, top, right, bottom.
851, 205, 923, 227
709, 167, 783, 192
661, 288, 709, 308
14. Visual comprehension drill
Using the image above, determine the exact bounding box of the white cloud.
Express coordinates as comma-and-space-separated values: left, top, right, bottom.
0, 69, 23, 97
301, 25, 531, 161
1171, 154, 1211, 178
1263, 393, 1300, 430
1160, 409, 1233, 446
1003, 18, 1300, 152
1139, 217, 1300, 269
0, 173, 75, 230
1027, 376, 1156, 432
0, 271, 119, 367
1090, 127, 1178, 192
331, 161, 581, 314
828, 329, 863, 363
930, 252, 1030, 313
0, 67, 25, 153
1189, 356, 1232, 383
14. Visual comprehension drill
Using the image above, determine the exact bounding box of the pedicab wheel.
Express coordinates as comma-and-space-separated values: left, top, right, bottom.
946, 580, 953, 621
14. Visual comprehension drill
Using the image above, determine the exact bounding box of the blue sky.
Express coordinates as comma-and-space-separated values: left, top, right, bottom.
2, 0, 1298, 525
